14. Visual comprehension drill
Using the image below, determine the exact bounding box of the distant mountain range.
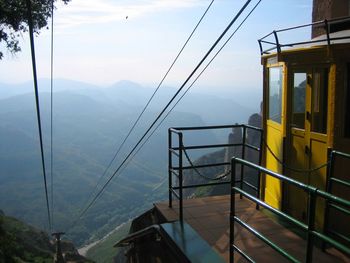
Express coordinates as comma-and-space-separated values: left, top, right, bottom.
0, 79, 260, 246
0, 79, 257, 123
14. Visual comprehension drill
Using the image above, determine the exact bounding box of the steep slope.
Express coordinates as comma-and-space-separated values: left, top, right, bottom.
0, 210, 93, 262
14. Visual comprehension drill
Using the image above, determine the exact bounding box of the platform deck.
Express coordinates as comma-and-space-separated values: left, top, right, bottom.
155, 195, 349, 262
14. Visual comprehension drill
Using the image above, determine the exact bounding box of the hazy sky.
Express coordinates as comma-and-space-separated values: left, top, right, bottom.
0, 0, 312, 93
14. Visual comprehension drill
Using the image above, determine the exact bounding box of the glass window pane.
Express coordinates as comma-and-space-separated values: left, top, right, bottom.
268, 67, 283, 124
292, 73, 306, 129
311, 69, 328, 134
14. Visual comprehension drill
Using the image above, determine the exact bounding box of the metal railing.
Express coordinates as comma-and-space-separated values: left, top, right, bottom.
168, 124, 263, 221
323, 150, 350, 247
230, 157, 350, 263
258, 16, 350, 55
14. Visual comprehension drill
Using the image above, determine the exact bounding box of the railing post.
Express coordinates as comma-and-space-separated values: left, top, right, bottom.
258, 39, 263, 55
306, 189, 317, 263
324, 19, 331, 46
240, 126, 246, 199
168, 129, 173, 208
256, 129, 264, 209
230, 157, 237, 263
323, 149, 334, 250
179, 132, 184, 222
273, 30, 281, 53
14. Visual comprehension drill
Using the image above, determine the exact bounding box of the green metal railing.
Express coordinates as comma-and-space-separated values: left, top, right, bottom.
230, 157, 350, 263
323, 150, 350, 247
168, 124, 263, 221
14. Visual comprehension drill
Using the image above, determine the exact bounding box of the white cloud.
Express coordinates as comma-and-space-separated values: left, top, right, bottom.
55, 0, 204, 28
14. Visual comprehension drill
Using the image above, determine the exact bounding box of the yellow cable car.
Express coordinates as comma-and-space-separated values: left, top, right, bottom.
261, 17, 350, 235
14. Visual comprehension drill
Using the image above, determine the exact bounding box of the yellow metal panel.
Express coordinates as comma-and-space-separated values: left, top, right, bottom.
286, 128, 308, 221
264, 120, 283, 209
310, 134, 328, 229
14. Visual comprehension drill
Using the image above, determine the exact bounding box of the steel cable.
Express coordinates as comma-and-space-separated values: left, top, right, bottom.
67, 0, 255, 230
80, 0, 215, 211
26, 0, 52, 231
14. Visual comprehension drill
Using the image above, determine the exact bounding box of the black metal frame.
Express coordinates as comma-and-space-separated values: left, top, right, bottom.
168, 124, 263, 221
258, 17, 350, 55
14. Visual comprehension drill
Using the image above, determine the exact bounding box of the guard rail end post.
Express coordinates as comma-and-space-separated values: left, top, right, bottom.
306, 189, 317, 262
257, 129, 263, 210
322, 148, 333, 250
168, 128, 173, 208
179, 132, 184, 222
230, 157, 237, 263
240, 126, 246, 199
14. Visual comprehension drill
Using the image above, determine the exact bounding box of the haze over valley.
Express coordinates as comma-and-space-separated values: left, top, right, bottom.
0, 79, 260, 246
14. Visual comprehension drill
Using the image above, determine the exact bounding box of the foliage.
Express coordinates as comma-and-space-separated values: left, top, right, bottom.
0, 212, 54, 262
0, 0, 70, 59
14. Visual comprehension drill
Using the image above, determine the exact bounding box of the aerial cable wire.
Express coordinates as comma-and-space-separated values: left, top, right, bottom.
153, 0, 263, 132
105, 0, 263, 189
113, 0, 263, 217
26, 0, 52, 231
67, 0, 254, 228
50, 0, 55, 232
83, 0, 215, 206
117, 0, 263, 184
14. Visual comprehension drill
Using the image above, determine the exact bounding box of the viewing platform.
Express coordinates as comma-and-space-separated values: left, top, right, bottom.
155, 195, 349, 262
116, 125, 350, 262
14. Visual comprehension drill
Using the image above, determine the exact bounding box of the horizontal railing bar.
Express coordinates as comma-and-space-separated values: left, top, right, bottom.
243, 181, 258, 191
173, 181, 230, 190
279, 38, 345, 47
330, 177, 350, 188
234, 187, 308, 230
170, 169, 179, 177
169, 128, 182, 135
169, 148, 179, 157
333, 150, 350, 159
259, 17, 350, 54
328, 229, 350, 243
259, 31, 274, 41
311, 231, 350, 256
232, 244, 255, 263
329, 203, 350, 216
233, 158, 315, 192
171, 188, 180, 199
262, 36, 350, 54
177, 162, 230, 170
245, 143, 260, 152
234, 216, 300, 263
234, 158, 350, 208
244, 124, 264, 132
172, 143, 242, 151
259, 39, 276, 45
274, 21, 318, 33
171, 124, 245, 131
316, 190, 350, 208
170, 124, 263, 132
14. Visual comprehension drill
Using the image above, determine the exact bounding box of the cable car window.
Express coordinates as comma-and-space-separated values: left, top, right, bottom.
345, 63, 350, 137
268, 67, 283, 124
292, 73, 306, 129
311, 69, 328, 134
